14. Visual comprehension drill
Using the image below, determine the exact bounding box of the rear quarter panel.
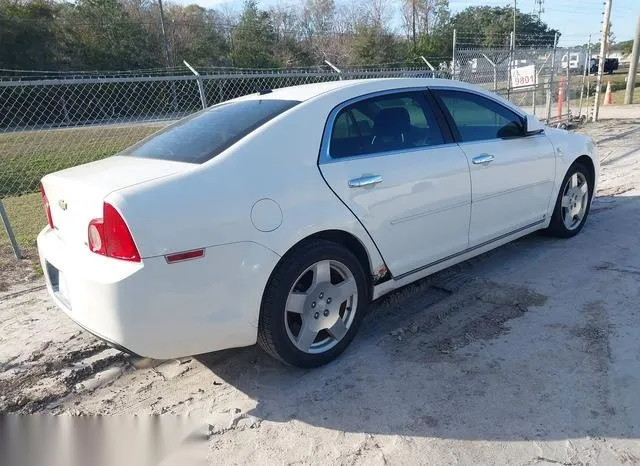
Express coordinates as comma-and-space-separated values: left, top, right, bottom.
109, 85, 397, 278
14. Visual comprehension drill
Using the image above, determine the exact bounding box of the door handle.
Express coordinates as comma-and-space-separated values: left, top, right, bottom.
472, 153, 495, 165
348, 175, 383, 188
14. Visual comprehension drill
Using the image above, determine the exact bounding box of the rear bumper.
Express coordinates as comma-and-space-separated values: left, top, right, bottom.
37, 227, 280, 359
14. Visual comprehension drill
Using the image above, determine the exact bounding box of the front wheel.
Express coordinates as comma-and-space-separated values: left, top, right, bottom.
547, 162, 593, 238
258, 239, 369, 368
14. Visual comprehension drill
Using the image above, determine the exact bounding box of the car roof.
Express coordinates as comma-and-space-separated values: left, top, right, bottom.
233, 78, 485, 103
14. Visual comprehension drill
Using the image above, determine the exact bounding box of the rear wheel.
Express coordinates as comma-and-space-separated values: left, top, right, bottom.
547, 162, 593, 238
258, 240, 369, 368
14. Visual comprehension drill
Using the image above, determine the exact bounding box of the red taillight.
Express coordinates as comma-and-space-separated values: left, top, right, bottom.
88, 203, 140, 262
40, 183, 54, 229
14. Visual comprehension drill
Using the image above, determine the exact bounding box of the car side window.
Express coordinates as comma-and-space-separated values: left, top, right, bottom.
436, 90, 525, 142
329, 91, 445, 159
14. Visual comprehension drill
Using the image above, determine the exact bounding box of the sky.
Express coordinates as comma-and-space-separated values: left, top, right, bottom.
179, 0, 639, 46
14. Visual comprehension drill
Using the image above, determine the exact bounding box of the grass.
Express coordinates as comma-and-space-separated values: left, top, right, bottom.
601, 85, 640, 105
0, 123, 165, 198
0, 122, 166, 267
1, 192, 45, 250
0, 192, 45, 277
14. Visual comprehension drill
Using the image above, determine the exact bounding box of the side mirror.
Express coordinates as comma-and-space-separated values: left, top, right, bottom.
525, 114, 545, 135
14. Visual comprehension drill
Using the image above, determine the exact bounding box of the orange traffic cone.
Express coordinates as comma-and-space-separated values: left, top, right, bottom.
604, 81, 612, 105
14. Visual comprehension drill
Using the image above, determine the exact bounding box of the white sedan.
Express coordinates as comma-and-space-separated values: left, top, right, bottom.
38, 78, 598, 367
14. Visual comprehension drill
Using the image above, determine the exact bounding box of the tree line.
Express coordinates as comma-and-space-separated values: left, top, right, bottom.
0, 0, 560, 72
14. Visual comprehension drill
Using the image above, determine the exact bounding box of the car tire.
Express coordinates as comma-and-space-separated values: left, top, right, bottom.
258, 239, 369, 368
547, 162, 593, 238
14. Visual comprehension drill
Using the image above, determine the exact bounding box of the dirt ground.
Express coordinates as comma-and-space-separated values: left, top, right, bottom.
1, 118, 640, 465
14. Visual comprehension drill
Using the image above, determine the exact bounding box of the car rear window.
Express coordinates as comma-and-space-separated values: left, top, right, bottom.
120, 99, 300, 164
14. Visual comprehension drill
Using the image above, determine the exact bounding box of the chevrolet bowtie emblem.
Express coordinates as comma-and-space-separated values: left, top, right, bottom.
58, 199, 68, 211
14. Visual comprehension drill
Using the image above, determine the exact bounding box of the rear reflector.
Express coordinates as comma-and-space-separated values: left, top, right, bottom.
88, 203, 140, 262
40, 183, 54, 229
165, 249, 205, 264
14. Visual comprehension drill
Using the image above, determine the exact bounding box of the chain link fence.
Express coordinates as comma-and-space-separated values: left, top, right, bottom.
0, 66, 441, 199
0, 40, 597, 258
455, 34, 593, 126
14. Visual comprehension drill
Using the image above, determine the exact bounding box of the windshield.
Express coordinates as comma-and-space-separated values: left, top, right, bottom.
120, 99, 300, 164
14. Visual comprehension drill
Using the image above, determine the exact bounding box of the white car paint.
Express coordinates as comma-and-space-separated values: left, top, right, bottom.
321, 144, 472, 277
37, 78, 598, 359
460, 133, 556, 245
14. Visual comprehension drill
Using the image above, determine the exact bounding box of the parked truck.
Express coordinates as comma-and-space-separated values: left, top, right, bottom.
589, 57, 619, 74
561, 52, 586, 73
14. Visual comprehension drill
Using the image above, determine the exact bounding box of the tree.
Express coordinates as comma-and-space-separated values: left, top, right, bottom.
0, 0, 60, 69
401, 0, 449, 45
413, 23, 453, 60
169, 5, 229, 67
451, 6, 558, 48
269, 3, 313, 67
351, 23, 398, 65
616, 40, 634, 56
302, 0, 335, 38
69, 0, 162, 70
349, 0, 400, 65
230, 0, 277, 68
0, 0, 566, 73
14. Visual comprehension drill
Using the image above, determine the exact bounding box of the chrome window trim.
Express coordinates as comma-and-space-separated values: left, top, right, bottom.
319, 87, 450, 165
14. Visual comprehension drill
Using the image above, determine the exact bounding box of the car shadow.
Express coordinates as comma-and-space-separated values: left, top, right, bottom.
195, 194, 640, 441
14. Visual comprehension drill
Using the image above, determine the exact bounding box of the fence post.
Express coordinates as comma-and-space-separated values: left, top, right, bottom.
0, 200, 21, 260
565, 51, 571, 122
184, 60, 207, 110
452, 29, 457, 80
545, 32, 559, 123
507, 32, 514, 99
578, 36, 591, 119
531, 64, 537, 115
325, 60, 342, 80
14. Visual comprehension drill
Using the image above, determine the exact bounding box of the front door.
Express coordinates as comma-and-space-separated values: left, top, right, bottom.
319, 90, 472, 277
432, 88, 556, 246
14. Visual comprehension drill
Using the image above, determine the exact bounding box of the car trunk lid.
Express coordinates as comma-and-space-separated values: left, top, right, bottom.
42, 155, 193, 251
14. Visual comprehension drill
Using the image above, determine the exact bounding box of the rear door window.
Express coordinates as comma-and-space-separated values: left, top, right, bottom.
121, 99, 299, 164
329, 91, 445, 158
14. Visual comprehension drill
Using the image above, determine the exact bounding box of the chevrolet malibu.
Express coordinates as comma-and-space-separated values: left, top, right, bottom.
38, 78, 598, 367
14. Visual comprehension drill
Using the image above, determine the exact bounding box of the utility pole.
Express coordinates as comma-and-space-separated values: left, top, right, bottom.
593, 0, 612, 121
535, 0, 544, 19
623, 15, 640, 104
158, 0, 171, 67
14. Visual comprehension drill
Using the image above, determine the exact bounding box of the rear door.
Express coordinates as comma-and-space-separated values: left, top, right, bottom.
319, 90, 471, 278
432, 88, 556, 246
